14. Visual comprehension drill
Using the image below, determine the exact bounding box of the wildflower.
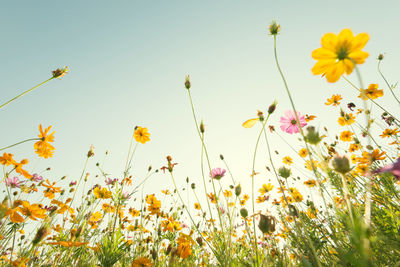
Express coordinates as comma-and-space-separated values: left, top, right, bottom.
34, 124, 55, 158
358, 84, 383, 100
207, 193, 217, 204
146, 194, 161, 215
325, 94, 342, 106
312, 28, 369, 83
128, 208, 140, 217
0, 153, 15, 166
5, 207, 25, 223
160, 156, 178, 173
177, 234, 193, 259
161, 216, 182, 232
304, 179, 317, 187
210, 168, 226, 180
52, 66, 69, 78
305, 114, 316, 122
380, 128, 399, 138
358, 149, 386, 163
194, 203, 201, 210
257, 195, 268, 203
373, 158, 400, 179
259, 183, 274, 194
280, 110, 307, 134
132, 257, 153, 267
223, 190, 232, 198
340, 131, 354, 142
338, 113, 355, 126
14, 159, 31, 178
299, 148, 308, 158
5, 177, 21, 188
161, 189, 171, 195
268, 21, 280, 35
47, 241, 88, 247
349, 143, 361, 152
19, 201, 47, 220
134, 126, 151, 144
105, 177, 118, 185
305, 126, 324, 145
93, 187, 112, 199
31, 173, 43, 182
305, 160, 319, 171
89, 211, 102, 223
289, 188, 303, 202
282, 156, 293, 165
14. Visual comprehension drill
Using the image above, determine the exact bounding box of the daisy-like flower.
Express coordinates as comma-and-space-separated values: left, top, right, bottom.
325, 94, 342, 106
31, 173, 43, 182
280, 110, 307, 134
312, 29, 369, 83
134, 126, 150, 144
210, 168, 226, 180
34, 124, 55, 158
358, 84, 384, 100
5, 177, 21, 188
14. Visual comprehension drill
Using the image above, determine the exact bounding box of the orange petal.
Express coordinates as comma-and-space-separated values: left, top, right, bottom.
242, 118, 258, 128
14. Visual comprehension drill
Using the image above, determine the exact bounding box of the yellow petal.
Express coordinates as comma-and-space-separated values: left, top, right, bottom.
342, 59, 354, 75
348, 51, 369, 64
325, 63, 345, 83
338, 28, 354, 43
311, 59, 335, 75
242, 118, 258, 128
312, 48, 336, 60
321, 32, 338, 50
351, 33, 369, 51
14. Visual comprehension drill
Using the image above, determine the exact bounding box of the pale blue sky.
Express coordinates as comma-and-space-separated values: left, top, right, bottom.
1, 1, 399, 210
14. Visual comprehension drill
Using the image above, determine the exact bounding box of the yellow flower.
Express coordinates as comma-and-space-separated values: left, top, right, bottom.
93, 187, 112, 199
134, 126, 150, 144
338, 113, 355, 126
259, 183, 274, 195
34, 124, 55, 158
380, 128, 399, 138
305, 160, 319, 170
358, 84, 383, 100
325, 94, 342, 106
312, 28, 369, 83
349, 143, 361, 152
298, 148, 308, 158
194, 203, 201, 210
132, 257, 153, 267
304, 179, 316, 188
340, 131, 354, 142
282, 156, 293, 165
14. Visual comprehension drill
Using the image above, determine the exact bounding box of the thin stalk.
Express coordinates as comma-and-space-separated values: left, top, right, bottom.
0, 138, 40, 152
378, 60, 400, 105
0, 77, 54, 110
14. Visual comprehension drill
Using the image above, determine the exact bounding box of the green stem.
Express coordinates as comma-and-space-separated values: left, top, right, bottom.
0, 77, 54, 110
0, 138, 40, 152
378, 60, 400, 105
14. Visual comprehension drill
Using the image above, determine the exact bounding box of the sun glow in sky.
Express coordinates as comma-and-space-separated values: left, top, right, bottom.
1, 1, 399, 210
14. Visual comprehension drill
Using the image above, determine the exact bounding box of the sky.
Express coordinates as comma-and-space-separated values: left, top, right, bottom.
1, 1, 399, 213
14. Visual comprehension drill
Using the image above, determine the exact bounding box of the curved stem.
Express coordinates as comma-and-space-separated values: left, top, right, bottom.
0, 138, 40, 152
378, 61, 400, 105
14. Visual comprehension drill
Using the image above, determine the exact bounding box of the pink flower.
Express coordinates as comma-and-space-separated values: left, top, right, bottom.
5, 177, 20, 188
210, 168, 226, 180
374, 158, 400, 179
280, 110, 307, 134
32, 173, 43, 182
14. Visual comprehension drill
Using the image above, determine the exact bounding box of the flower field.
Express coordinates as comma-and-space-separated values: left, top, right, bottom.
1, 22, 400, 266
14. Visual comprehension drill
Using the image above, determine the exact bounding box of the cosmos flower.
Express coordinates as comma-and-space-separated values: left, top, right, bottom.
312, 28, 369, 83
134, 126, 150, 144
210, 168, 226, 180
280, 110, 307, 134
5, 176, 21, 188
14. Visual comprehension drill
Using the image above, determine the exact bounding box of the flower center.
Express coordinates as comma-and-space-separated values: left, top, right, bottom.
336, 41, 350, 60
291, 119, 297, 125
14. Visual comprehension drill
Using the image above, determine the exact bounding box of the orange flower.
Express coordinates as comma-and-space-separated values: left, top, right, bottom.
42, 179, 61, 199
47, 241, 88, 247
19, 201, 47, 220
132, 257, 153, 267
340, 131, 354, 142
358, 84, 383, 100
0, 153, 15, 166
93, 187, 112, 199
299, 148, 308, 158
14, 159, 32, 178
177, 233, 194, 259
325, 94, 342, 106
380, 128, 399, 138
338, 113, 355, 126
34, 124, 55, 158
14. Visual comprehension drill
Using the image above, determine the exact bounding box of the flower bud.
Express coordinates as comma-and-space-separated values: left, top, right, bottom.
258, 214, 276, 234
288, 204, 298, 217
191, 183, 196, 190
185, 75, 191, 89
268, 100, 278, 114
219, 154, 224, 160
305, 126, 323, 145
200, 120, 205, 133
32, 226, 50, 246
378, 53, 384, 61
332, 155, 351, 174
268, 21, 280, 35
52, 66, 69, 78
278, 166, 291, 178
240, 208, 248, 218
235, 184, 242, 196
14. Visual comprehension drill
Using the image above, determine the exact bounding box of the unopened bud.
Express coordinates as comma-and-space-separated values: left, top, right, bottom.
200, 121, 205, 133
268, 100, 278, 114
235, 184, 242, 196
240, 208, 248, 218
185, 75, 191, 89
258, 214, 276, 234
268, 21, 281, 35
278, 166, 291, 178
332, 155, 351, 174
